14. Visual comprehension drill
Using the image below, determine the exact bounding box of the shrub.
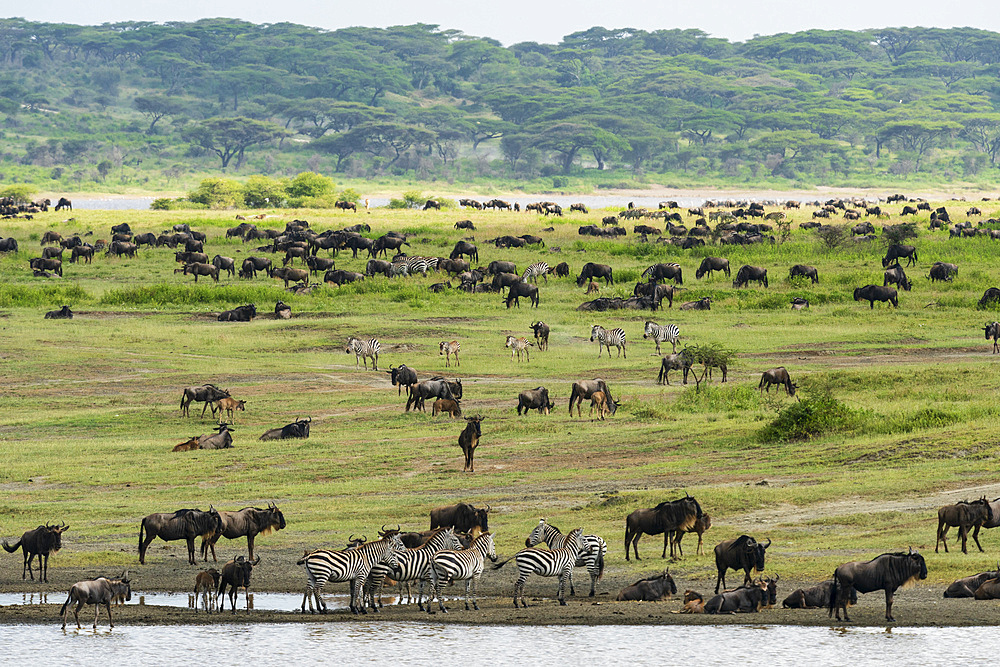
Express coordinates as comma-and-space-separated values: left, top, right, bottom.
187, 177, 244, 209
758, 392, 860, 442
242, 175, 287, 208
388, 191, 425, 209
287, 171, 336, 199
0, 184, 37, 205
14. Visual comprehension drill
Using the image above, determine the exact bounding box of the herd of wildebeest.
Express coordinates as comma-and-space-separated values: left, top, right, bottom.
6, 192, 1000, 628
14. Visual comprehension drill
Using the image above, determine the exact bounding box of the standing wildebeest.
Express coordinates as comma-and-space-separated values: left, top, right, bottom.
943, 567, 1000, 598
789, 264, 818, 284
929, 261, 958, 282
430, 503, 490, 533
218, 555, 260, 613
696, 257, 730, 279
714, 535, 771, 593
783, 579, 856, 608
180, 384, 230, 417
671, 513, 711, 557
569, 379, 617, 417
882, 244, 918, 268
758, 367, 797, 397
854, 284, 898, 309
201, 504, 286, 563
554, 262, 570, 278
2, 522, 68, 582
980, 288, 1000, 308
616, 571, 677, 601
643, 263, 683, 285
44, 305, 73, 320
529, 321, 549, 350
54, 197, 72, 211
258, 417, 311, 441
936, 497, 993, 554
624, 495, 703, 561
517, 387, 555, 415
829, 549, 927, 622
883, 264, 912, 291
406, 377, 461, 412
183, 262, 219, 283
450, 241, 478, 263
458, 416, 483, 472
505, 281, 539, 308
387, 365, 418, 396
138, 507, 222, 565
576, 262, 614, 286
657, 349, 695, 386
195, 568, 222, 612
984, 322, 1000, 354
733, 265, 768, 288
60, 573, 131, 629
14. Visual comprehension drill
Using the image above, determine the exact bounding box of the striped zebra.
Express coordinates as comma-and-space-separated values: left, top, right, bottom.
590, 325, 626, 359
365, 527, 462, 610
346, 336, 380, 370
297, 532, 404, 614
392, 255, 436, 276
495, 528, 585, 607
426, 531, 497, 613
505, 335, 533, 362
388, 262, 409, 278
521, 261, 550, 284
643, 321, 681, 354
524, 518, 607, 596
439, 340, 460, 367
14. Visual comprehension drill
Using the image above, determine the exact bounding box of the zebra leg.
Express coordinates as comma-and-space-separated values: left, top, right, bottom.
471, 575, 480, 611
568, 568, 576, 597
465, 578, 473, 610
558, 570, 569, 606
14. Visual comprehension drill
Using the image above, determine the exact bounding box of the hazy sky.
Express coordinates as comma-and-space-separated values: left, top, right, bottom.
8, 0, 998, 44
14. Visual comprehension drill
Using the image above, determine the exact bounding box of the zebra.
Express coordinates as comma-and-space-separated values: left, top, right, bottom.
388, 262, 409, 278
439, 340, 460, 367
346, 336, 381, 370
521, 261, 550, 284
643, 321, 681, 354
505, 335, 533, 363
426, 532, 497, 613
365, 527, 463, 610
590, 325, 626, 359
297, 532, 404, 614
495, 528, 586, 607
524, 518, 607, 597
393, 255, 436, 276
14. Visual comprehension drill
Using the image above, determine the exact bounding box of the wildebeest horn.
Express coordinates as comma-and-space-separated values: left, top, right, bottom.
349, 534, 358, 543
908, 546, 914, 554
485, 505, 492, 512
381, 524, 389, 533
763, 538, 771, 549
395, 524, 400, 533
362, 535, 368, 543
251, 556, 260, 566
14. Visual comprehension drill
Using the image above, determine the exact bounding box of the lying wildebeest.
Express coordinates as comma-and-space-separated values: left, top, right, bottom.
829, 548, 927, 622
44, 305, 73, 319
758, 367, 797, 397
975, 577, 1000, 599
138, 507, 222, 565
430, 503, 490, 533
679, 297, 711, 310
180, 384, 230, 417
201, 503, 286, 562
218, 304, 257, 322
529, 321, 549, 350
517, 386, 555, 415
943, 566, 1000, 598
936, 497, 993, 554
616, 571, 677, 601
788, 264, 818, 284
218, 555, 260, 613
704, 580, 768, 614
929, 261, 958, 282
259, 417, 311, 441
733, 265, 768, 288
882, 244, 918, 268
783, 579, 856, 608
2, 522, 69, 582
790, 297, 809, 310
714, 535, 770, 593
406, 377, 461, 412
458, 415, 483, 472
576, 262, 614, 286
387, 365, 418, 396
61, 572, 131, 629
695, 257, 730, 279
883, 263, 911, 291
569, 379, 617, 417
854, 284, 898, 309
624, 495, 703, 561
274, 300, 291, 319
198, 422, 234, 449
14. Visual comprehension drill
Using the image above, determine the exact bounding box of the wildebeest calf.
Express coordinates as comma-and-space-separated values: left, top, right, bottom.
433, 398, 462, 418
458, 416, 483, 472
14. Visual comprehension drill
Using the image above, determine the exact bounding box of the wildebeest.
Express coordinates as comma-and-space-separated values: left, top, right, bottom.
274, 300, 291, 319
679, 297, 711, 310
783, 579, 857, 608
54, 197, 72, 212
183, 262, 219, 283
853, 284, 898, 309
195, 568, 222, 612
882, 244, 918, 268
615, 571, 677, 601
272, 266, 309, 287
406, 377, 461, 412
458, 415, 483, 472
44, 305, 73, 320
198, 422, 234, 450
633, 281, 675, 309
211, 397, 247, 423
974, 577, 1000, 599
733, 265, 768, 288
554, 262, 569, 278
433, 398, 462, 418
704, 580, 769, 614
984, 322, 1000, 354
980, 288, 1000, 308
569, 379, 617, 417
936, 497, 993, 554
258, 417, 311, 441
829, 549, 928, 622
201, 504, 286, 562
430, 503, 490, 533
60, 572, 131, 629
2, 522, 68, 582
758, 367, 797, 397
0, 237, 18, 252
69, 245, 94, 264
695, 257, 730, 279
517, 387, 555, 415
529, 321, 549, 350
671, 513, 711, 557
487, 260, 518, 276
789, 265, 818, 284
450, 241, 478, 263
883, 264, 912, 291
218, 304, 257, 322
790, 297, 809, 310
239, 256, 272, 279
714, 535, 771, 593
387, 365, 418, 396
643, 263, 683, 285
624, 495, 703, 561
576, 262, 614, 286
505, 281, 539, 308
180, 384, 230, 417
943, 567, 1000, 598
929, 261, 958, 282
656, 350, 695, 386
29, 257, 63, 276
138, 508, 222, 565
218, 555, 260, 613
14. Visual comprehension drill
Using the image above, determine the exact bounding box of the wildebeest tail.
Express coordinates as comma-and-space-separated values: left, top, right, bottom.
138, 519, 146, 554
2, 539, 21, 553
828, 572, 838, 617
60, 590, 73, 616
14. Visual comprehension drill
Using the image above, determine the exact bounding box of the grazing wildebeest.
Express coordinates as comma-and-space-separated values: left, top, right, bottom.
554, 262, 569, 278
517, 387, 555, 415
671, 513, 711, 557
854, 284, 898, 309
936, 497, 993, 554
458, 416, 483, 472
758, 367, 797, 397
829, 549, 927, 622
2, 522, 68, 582
44, 305, 73, 320
695, 257, 730, 279
430, 503, 490, 534
450, 241, 478, 263
505, 281, 539, 308
929, 261, 958, 282
616, 571, 677, 601
576, 262, 614, 286
199, 504, 286, 564
882, 244, 918, 267
138, 508, 222, 565
406, 377, 461, 412
217, 555, 260, 613
180, 384, 231, 417
258, 417, 311, 441
656, 349, 695, 386
60, 573, 131, 629
733, 265, 768, 288
529, 321, 549, 350
29, 257, 63, 276
569, 379, 617, 417
195, 568, 222, 612
54, 197, 72, 212
783, 579, 856, 608
704, 580, 769, 614
789, 264, 818, 284
714, 535, 771, 593
387, 365, 418, 396
980, 288, 1000, 308
624, 495, 703, 561
943, 567, 1000, 598
883, 264, 912, 291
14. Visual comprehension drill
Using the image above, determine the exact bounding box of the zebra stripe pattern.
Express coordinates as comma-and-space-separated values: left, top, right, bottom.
642, 262, 680, 279
391, 255, 437, 276
365, 527, 463, 610
346, 336, 381, 370
505, 335, 533, 363
297, 533, 403, 614
525, 519, 607, 597
590, 325, 626, 359
522, 261, 550, 284
439, 340, 460, 367
643, 321, 681, 354
427, 532, 497, 613
500, 528, 585, 607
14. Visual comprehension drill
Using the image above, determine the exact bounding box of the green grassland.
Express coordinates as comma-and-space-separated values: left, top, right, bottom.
1, 201, 999, 586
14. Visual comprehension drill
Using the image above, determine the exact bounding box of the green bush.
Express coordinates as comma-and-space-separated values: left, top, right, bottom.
0, 184, 37, 205
287, 171, 336, 199
0, 284, 89, 307
187, 177, 244, 209
150, 197, 207, 210
388, 191, 426, 209
758, 393, 860, 442
242, 175, 287, 208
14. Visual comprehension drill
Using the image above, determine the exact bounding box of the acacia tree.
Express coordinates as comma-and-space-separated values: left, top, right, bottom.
184, 117, 289, 169
133, 95, 182, 134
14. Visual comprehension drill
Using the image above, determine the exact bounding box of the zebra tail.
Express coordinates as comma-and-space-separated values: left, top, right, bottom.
492, 556, 515, 570
595, 548, 605, 581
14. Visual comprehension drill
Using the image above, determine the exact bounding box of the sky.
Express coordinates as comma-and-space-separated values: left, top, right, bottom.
7, 0, 1000, 45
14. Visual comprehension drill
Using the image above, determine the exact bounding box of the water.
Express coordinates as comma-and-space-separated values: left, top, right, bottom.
0, 591, 368, 612
70, 198, 157, 211
0, 623, 989, 666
